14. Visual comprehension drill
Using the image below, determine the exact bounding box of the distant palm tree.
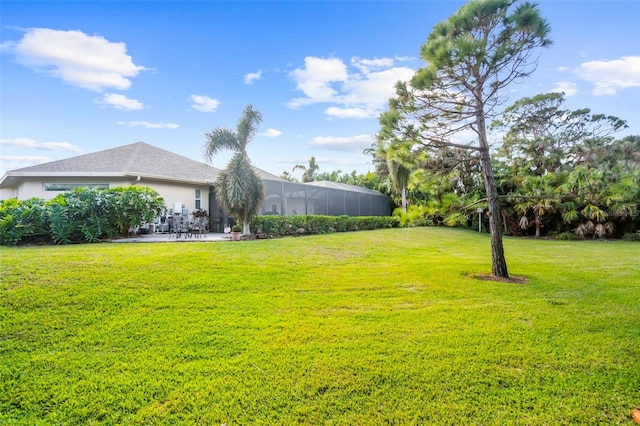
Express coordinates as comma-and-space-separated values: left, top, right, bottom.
293, 156, 320, 182
514, 174, 557, 238
386, 156, 410, 213
203, 105, 264, 235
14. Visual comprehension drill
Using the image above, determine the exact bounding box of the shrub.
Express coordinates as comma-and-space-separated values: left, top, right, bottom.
0, 186, 166, 246
621, 232, 640, 242
251, 215, 399, 238
555, 232, 579, 241
0, 198, 49, 245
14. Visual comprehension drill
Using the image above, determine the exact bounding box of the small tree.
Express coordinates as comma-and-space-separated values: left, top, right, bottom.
203, 105, 265, 235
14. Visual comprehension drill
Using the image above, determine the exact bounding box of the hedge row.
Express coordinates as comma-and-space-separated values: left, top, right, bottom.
251, 215, 399, 238
0, 186, 165, 246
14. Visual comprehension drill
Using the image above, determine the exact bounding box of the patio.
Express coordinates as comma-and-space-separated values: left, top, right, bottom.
111, 232, 232, 243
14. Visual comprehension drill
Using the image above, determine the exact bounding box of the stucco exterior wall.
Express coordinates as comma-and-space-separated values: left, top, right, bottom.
1, 178, 210, 216
1, 177, 135, 201
140, 180, 210, 214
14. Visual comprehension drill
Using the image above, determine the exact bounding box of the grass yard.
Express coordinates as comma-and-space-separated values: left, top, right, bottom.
1, 227, 639, 425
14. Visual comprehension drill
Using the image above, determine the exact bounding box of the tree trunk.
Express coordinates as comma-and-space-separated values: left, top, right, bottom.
476, 110, 509, 278
401, 185, 407, 212
534, 212, 541, 238
242, 208, 251, 235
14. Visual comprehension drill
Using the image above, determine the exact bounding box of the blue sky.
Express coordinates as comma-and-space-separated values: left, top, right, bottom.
1, 1, 639, 178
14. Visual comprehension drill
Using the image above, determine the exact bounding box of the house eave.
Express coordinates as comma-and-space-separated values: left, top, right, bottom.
0, 171, 214, 188
125, 173, 213, 186
0, 171, 129, 188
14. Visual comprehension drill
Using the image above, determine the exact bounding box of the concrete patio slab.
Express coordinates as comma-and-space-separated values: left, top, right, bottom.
110, 232, 232, 243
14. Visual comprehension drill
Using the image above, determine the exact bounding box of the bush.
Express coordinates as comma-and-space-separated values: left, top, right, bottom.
621, 232, 640, 242
251, 215, 399, 238
555, 232, 579, 241
0, 186, 166, 246
0, 198, 48, 245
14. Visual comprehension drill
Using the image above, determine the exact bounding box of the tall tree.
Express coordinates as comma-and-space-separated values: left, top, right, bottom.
381, 0, 551, 277
492, 92, 628, 175
203, 105, 265, 235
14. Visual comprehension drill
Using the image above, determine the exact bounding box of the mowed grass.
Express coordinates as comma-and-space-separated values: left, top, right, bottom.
1, 228, 639, 425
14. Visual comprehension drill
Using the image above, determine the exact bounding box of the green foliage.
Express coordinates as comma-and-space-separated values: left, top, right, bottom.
251, 215, 399, 238
215, 153, 264, 234
621, 232, 640, 241
376, 0, 554, 276
0, 198, 48, 245
0, 186, 165, 245
1, 228, 639, 423
203, 105, 265, 235
106, 186, 166, 236
555, 231, 579, 241
46, 201, 75, 244
293, 156, 320, 182
394, 205, 436, 227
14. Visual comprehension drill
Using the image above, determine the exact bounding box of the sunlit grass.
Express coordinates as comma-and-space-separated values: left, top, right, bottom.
1, 228, 639, 424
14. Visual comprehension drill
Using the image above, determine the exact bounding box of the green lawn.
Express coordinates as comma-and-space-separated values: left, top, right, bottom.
1, 227, 639, 425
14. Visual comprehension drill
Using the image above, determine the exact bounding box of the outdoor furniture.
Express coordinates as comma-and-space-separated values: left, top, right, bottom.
169, 215, 191, 239
190, 216, 208, 238
156, 217, 170, 233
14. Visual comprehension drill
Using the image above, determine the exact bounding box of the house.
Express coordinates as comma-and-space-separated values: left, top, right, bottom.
0, 142, 391, 231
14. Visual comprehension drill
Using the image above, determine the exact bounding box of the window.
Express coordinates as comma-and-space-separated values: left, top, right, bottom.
195, 189, 201, 210
44, 183, 109, 191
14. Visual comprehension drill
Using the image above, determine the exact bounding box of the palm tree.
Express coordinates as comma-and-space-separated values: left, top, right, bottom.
513, 174, 557, 238
293, 156, 320, 182
386, 155, 410, 213
203, 105, 264, 235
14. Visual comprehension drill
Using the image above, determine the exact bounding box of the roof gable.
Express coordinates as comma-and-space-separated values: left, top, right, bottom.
1, 142, 286, 187
7, 142, 221, 181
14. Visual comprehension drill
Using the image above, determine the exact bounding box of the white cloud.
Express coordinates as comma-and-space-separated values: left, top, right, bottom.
0, 138, 84, 153
310, 134, 374, 153
551, 81, 579, 96
557, 66, 569, 72
325, 107, 374, 119
288, 56, 349, 108
1, 155, 51, 172
117, 121, 179, 129
191, 94, 220, 112
342, 66, 414, 108
260, 128, 282, 137
100, 93, 144, 110
577, 56, 640, 95
288, 56, 415, 119
1, 155, 51, 163
351, 57, 394, 73
6, 28, 145, 92
314, 156, 370, 168
244, 69, 262, 85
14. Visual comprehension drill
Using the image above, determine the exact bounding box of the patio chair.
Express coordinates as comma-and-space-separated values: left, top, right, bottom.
191, 216, 207, 238
169, 215, 190, 239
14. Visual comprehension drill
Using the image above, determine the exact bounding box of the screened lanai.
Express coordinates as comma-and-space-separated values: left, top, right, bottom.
208, 179, 392, 232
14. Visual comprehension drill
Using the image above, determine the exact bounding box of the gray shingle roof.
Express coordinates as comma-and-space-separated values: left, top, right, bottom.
305, 180, 386, 196
1, 142, 285, 187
